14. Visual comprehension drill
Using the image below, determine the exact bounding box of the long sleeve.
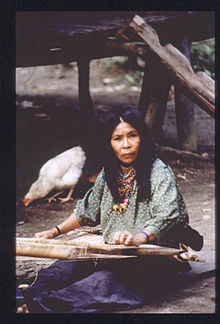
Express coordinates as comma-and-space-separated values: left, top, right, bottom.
144, 161, 185, 242
74, 169, 105, 227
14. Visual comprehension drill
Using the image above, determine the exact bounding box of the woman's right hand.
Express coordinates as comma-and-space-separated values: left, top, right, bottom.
35, 228, 57, 239
34, 213, 80, 239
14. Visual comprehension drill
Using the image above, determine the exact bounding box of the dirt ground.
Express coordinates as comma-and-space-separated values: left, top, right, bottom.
16, 61, 216, 313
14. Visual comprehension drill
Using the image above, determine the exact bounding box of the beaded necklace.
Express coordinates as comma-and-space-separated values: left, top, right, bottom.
113, 165, 136, 213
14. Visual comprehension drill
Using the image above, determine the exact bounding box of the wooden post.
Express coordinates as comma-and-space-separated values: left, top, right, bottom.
77, 56, 94, 121
174, 37, 198, 152
138, 58, 171, 143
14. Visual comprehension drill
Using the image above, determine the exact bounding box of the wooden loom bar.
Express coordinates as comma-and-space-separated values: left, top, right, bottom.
16, 242, 136, 260
16, 242, 78, 260
16, 237, 185, 259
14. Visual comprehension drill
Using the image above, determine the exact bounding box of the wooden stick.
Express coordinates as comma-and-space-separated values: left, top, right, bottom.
155, 143, 214, 161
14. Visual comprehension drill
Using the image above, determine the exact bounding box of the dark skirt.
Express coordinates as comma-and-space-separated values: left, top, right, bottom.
16, 256, 190, 313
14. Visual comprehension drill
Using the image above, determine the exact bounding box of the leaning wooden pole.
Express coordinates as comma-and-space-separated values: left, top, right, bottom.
116, 15, 215, 118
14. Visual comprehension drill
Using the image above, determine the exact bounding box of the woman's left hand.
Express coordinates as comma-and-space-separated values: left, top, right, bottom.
113, 230, 147, 246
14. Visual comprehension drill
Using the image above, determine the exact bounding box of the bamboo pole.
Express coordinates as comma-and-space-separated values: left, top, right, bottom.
16, 242, 136, 260
16, 242, 78, 259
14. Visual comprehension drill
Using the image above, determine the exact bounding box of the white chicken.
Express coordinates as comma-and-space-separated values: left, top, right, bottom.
23, 146, 86, 207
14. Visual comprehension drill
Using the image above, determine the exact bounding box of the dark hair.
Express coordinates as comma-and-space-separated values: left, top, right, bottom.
103, 107, 156, 202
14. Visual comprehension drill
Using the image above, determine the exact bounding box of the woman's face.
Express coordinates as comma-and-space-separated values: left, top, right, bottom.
111, 121, 141, 165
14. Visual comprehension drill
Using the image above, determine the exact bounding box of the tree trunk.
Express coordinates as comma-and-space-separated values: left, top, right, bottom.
138, 58, 170, 144
174, 37, 197, 152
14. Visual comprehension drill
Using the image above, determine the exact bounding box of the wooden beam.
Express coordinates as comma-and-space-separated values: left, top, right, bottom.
106, 40, 146, 56
16, 42, 133, 68
116, 15, 215, 118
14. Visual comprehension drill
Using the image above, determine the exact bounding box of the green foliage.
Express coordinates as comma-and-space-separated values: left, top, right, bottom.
100, 56, 143, 87
190, 38, 215, 79
100, 56, 129, 72
122, 71, 143, 87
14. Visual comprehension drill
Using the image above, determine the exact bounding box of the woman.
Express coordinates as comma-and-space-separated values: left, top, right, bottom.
17, 108, 202, 313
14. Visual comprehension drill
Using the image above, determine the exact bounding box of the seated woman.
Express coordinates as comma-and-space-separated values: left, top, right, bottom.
17, 107, 202, 313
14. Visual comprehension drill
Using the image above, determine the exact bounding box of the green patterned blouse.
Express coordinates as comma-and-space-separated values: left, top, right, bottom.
75, 158, 188, 244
